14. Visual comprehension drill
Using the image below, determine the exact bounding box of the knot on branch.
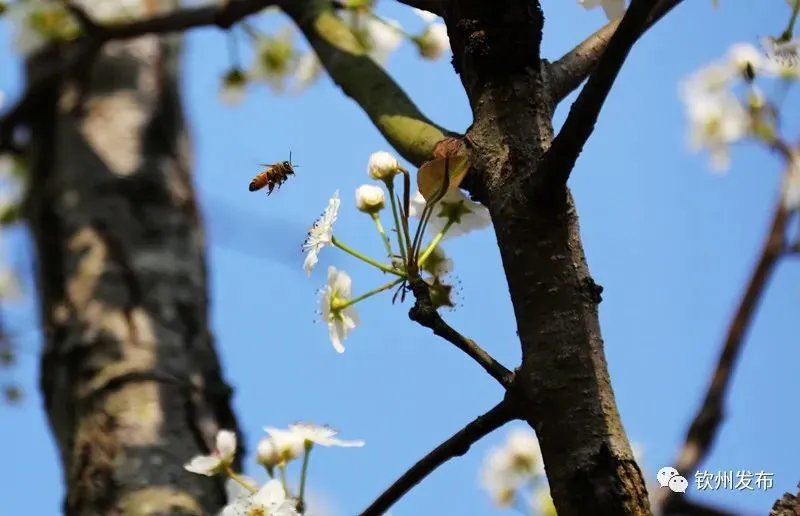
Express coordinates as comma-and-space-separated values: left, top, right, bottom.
408, 277, 436, 328
447, 0, 544, 82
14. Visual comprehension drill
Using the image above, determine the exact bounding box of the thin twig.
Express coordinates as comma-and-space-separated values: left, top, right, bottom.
359, 400, 515, 516
549, 0, 684, 101
408, 277, 514, 387
657, 195, 790, 511
59, 0, 102, 36
540, 0, 663, 187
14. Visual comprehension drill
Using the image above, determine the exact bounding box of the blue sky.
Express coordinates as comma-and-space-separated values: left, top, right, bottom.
1, 1, 798, 515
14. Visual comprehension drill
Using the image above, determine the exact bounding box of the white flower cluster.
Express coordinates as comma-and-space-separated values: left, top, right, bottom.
678, 35, 800, 209
479, 428, 650, 516
218, 6, 450, 105
479, 428, 552, 513
301, 150, 491, 353
184, 425, 363, 516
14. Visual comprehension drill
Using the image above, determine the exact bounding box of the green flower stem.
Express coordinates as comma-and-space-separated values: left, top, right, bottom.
782, 0, 800, 40
371, 212, 394, 258
297, 444, 313, 514
335, 277, 405, 310
386, 181, 408, 266
366, 9, 417, 40
418, 219, 455, 267
331, 236, 403, 276
279, 463, 291, 497
226, 467, 258, 494
410, 202, 431, 259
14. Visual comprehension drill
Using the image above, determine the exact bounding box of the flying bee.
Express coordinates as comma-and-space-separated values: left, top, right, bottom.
249, 152, 298, 196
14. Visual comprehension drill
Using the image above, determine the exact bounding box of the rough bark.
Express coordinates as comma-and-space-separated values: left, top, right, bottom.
25, 22, 240, 516
443, 1, 651, 514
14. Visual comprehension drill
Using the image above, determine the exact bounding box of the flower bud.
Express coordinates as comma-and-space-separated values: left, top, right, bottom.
415, 23, 450, 60
367, 151, 400, 180
256, 438, 280, 468
355, 184, 385, 214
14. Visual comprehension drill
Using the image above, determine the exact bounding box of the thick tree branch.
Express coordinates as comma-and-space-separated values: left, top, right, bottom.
0, 0, 279, 152
549, 0, 683, 102
540, 0, 662, 187
359, 400, 515, 516
657, 194, 790, 511
408, 277, 514, 387
282, 0, 454, 167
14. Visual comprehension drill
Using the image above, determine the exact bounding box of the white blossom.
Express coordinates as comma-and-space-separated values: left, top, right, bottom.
303, 192, 340, 275
292, 52, 324, 93
409, 189, 492, 239
319, 266, 359, 353
344, 11, 403, 64
761, 37, 800, 78
726, 42, 765, 75
184, 430, 237, 476
256, 434, 304, 467
367, 151, 401, 180
251, 27, 296, 93
682, 89, 751, 171
480, 428, 544, 506
413, 7, 438, 23
272, 423, 365, 448
531, 487, 557, 516
416, 23, 450, 60
578, 0, 626, 20
355, 184, 386, 213
221, 479, 299, 516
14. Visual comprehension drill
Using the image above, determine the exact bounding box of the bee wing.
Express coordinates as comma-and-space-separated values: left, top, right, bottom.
201, 194, 341, 271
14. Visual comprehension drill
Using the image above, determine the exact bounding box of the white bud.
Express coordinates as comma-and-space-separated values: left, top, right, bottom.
256, 438, 280, 467
417, 23, 450, 60
367, 151, 400, 180
355, 184, 386, 214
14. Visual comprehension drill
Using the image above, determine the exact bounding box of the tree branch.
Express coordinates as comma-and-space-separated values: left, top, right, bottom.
0, 0, 280, 152
359, 400, 515, 516
393, 0, 444, 17
657, 194, 791, 511
539, 0, 663, 187
549, 0, 684, 102
408, 277, 514, 387
770, 483, 800, 516
282, 0, 455, 167
662, 496, 743, 516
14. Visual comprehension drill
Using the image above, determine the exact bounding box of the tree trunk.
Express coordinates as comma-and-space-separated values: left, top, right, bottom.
24, 24, 241, 516
445, 1, 651, 514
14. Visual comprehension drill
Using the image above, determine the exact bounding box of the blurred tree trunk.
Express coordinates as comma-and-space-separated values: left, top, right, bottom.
23, 17, 241, 516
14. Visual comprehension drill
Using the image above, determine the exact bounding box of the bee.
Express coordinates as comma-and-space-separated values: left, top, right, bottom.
249, 152, 298, 195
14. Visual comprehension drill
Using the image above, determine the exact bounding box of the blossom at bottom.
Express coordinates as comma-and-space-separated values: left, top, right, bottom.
221, 479, 299, 516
